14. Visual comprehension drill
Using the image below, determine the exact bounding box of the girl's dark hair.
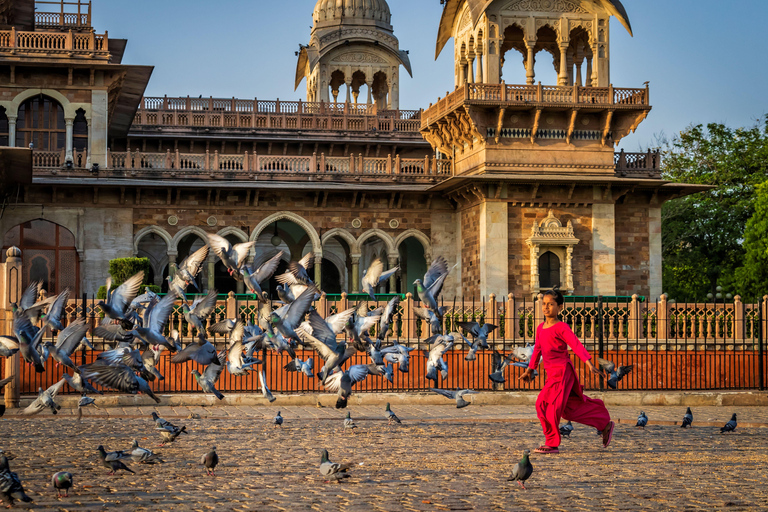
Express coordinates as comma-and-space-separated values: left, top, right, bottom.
542, 287, 564, 306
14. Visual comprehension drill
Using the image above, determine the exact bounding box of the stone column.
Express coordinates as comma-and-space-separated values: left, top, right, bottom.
477, 53, 484, 83
649, 207, 662, 300
350, 254, 361, 293
528, 244, 540, 293
525, 42, 536, 85
585, 54, 593, 87
314, 254, 322, 286
590, 43, 599, 87
7, 115, 17, 147
65, 117, 74, 162
90, 90, 109, 167
467, 56, 475, 83
207, 254, 216, 293
366, 79, 372, 105
4, 247, 22, 408
558, 42, 569, 86
566, 246, 574, 292
345, 79, 352, 103
479, 201, 509, 299
167, 251, 178, 280
387, 255, 398, 293
591, 202, 616, 295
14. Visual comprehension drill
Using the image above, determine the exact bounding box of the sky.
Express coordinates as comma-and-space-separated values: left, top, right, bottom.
91, 0, 768, 151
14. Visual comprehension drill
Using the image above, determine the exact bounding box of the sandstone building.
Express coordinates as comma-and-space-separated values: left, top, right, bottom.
0, 0, 700, 300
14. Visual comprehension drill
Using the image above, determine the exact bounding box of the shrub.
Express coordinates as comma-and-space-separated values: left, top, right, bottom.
96, 257, 159, 299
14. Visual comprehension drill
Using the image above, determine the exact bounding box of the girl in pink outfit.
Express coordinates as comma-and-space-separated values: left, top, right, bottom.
518, 289, 614, 454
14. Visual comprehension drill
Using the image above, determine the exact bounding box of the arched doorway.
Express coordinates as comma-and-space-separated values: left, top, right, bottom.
397, 236, 426, 296
254, 219, 313, 299
538, 251, 561, 289
176, 233, 207, 293
2, 219, 79, 294
16, 94, 66, 150
136, 231, 169, 288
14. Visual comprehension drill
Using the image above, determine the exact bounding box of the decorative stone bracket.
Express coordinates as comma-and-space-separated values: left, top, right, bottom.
525, 210, 579, 294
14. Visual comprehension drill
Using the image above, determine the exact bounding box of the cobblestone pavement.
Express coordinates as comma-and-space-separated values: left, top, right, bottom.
1, 405, 767, 510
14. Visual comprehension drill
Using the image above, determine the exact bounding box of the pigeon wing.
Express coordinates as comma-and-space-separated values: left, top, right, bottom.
109, 271, 145, 317
422, 256, 448, 290
190, 289, 218, 319
281, 287, 317, 328
430, 388, 456, 399
203, 352, 226, 382
55, 317, 90, 356
232, 241, 257, 268
179, 245, 209, 276
147, 291, 179, 334
253, 251, 284, 283
361, 258, 384, 289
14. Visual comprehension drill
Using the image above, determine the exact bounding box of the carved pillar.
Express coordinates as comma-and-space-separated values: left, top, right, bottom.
4, 247, 22, 408
529, 244, 540, 293
590, 43, 599, 87
207, 253, 216, 293
350, 255, 361, 293
7, 115, 16, 147
558, 42, 569, 86
525, 42, 536, 85
585, 54, 593, 88
366, 79, 372, 105
566, 246, 574, 292
345, 78, 352, 103
167, 250, 178, 281
65, 117, 74, 162
467, 56, 475, 83
314, 254, 322, 286
387, 255, 398, 293
477, 52, 484, 83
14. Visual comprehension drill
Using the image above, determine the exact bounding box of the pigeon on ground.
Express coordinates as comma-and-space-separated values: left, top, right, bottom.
241, 251, 283, 301
151, 411, 180, 431
97, 271, 144, 322
720, 413, 737, 433
191, 352, 226, 400
636, 411, 648, 428
51, 471, 73, 497
559, 421, 574, 439
0, 454, 33, 505
597, 357, 634, 389
97, 446, 135, 475
385, 402, 401, 424
207, 233, 256, 278
507, 449, 533, 489
430, 388, 478, 408
258, 368, 276, 402
681, 407, 693, 428
274, 411, 283, 428
23, 379, 65, 415
158, 425, 187, 446
129, 440, 162, 464
361, 258, 399, 300
76, 395, 96, 421
319, 449, 350, 483
201, 447, 219, 476
343, 412, 357, 431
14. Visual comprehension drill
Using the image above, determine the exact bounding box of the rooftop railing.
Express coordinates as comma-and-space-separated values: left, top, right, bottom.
615, 149, 662, 178
0, 26, 108, 58
422, 82, 650, 129
34, 1, 92, 29
133, 96, 423, 134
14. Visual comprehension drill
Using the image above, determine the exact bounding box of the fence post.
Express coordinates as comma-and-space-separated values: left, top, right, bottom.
404, 292, 417, 341
758, 296, 764, 391
628, 294, 640, 340
598, 295, 605, 390
734, 295, 745, 341
658, 294, 669, 340
3, 247, 22, 408
534, 293, 544, 327
504, 293, 517, 340
487, 294, 498, 344
316, 292, 328, 318
226, 291, 237, 320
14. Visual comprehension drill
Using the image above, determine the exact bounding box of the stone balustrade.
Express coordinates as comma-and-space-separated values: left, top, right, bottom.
133, 96, 422, 133
614, 149, 662, 178
422, 82, 650, 129
0, 26, 108, 58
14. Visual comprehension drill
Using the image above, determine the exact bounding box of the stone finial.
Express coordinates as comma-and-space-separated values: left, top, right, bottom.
733, 295, 741, 302
5, 246, 21, 258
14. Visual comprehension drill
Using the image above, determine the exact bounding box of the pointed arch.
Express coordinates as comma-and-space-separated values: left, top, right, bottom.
216, 226, 249, 243
134, 226, 173, 256
357, 228, 396, 257
171, 226, 211, 254
394, 229, 432, 260
251, 212, 322, 257
322, 227, 359, 253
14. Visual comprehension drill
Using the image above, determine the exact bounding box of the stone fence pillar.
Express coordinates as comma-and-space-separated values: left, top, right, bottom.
3, 247, 22, 408
628, 294, 642, 340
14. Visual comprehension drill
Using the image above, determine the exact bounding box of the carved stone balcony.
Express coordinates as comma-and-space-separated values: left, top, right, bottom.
0, 26, 109, 62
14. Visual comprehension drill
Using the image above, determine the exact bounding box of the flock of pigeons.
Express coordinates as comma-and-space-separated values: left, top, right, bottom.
0, 234, 751, 499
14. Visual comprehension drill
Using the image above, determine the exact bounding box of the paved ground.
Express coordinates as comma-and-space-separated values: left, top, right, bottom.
1, 405, 767, 510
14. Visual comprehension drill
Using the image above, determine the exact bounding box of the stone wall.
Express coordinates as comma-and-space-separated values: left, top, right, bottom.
615, 201, 651, 297
460, 204, 480, 298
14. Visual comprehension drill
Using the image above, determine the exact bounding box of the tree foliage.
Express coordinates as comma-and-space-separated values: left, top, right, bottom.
96, 257, 160, 299
661, 115, 768, 301
730, 181, 768, 301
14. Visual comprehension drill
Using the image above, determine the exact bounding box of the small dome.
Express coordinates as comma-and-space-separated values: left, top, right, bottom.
5, 246, 21, 258
313, 0, 391, 24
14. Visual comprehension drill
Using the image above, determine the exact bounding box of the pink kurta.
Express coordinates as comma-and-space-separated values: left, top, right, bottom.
529, 321, 611, 448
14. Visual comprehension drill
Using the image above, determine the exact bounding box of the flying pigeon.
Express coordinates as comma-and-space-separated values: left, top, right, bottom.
258, 368, 276, 403
430, 388, 478, 408
241, 251, 283, 301
23, 379, 65, 415
76, 395, 97, 421
175, 244, 209, 291
507, 449, 533, 489
720, 413, 737, 433
361, 258, 399, 300
207, 233, 256, 278
97, 271, 144, 322
457, 321, 498, 349
597, 357, 634, 389
489, 351, 516, 384
191, 351, 226, 400
283, 357, 313, 378
413, 256, 451, 313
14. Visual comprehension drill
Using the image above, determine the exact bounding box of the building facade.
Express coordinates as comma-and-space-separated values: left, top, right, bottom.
0, 0, 699, 300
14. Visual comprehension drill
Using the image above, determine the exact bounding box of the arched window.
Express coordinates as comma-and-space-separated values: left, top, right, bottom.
2, 219, 79, 294
16, 94, 66, 150
0, 106, 8, 146
73, 107, 88, 151
538, 251, 560, 289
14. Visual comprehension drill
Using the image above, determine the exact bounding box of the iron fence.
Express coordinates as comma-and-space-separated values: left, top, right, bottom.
7, 293, 768, 395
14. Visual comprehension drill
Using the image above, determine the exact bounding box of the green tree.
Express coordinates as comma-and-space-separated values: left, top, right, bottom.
661, 115, 768, 301
96, 257, 159, 298
729, 181, 768, 301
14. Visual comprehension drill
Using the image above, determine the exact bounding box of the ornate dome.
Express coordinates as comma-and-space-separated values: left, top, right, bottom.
313, 0, 391, 25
